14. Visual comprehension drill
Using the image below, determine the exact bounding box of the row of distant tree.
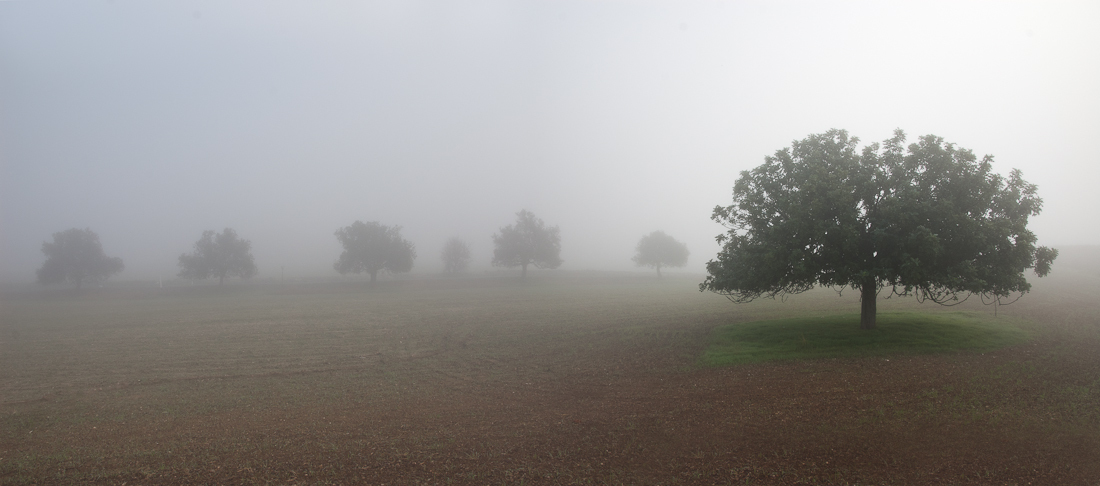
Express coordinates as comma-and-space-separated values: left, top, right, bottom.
35, 128, 1060, 332
35, 209, 690, 289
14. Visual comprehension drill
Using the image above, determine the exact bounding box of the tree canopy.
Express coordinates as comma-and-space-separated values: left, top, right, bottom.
178, 228, 258, 285
701, 129, 1058, 329
492, 209, 562, 279
633, 230, 689, 278
334, 221, 416, 282
441, 237, 472, 274
37, 228, 124, 289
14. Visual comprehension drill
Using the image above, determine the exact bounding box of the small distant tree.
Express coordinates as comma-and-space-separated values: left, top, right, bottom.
633, 231, 689, 278
492, 209, 562, 279
178, 228, 258, 286
37, 228, 124, 289
441, 237, 472, 274
334, 221, 416, 282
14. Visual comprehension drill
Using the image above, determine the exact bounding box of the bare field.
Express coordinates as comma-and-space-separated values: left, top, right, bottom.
2, 269, 1100, 485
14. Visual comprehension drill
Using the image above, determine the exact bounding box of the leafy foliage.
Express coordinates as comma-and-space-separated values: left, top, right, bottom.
334, 221, 416, 282
492, 209, 562, 279
441, 237, 472, 273
632, 231, 689, 278
178, 228, 258, 285
701, 129, 1057, 328
36, 228, 124, 289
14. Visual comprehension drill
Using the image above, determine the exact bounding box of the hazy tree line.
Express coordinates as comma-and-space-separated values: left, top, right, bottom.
35, 209, 691, 288
35, 127, 1058, 332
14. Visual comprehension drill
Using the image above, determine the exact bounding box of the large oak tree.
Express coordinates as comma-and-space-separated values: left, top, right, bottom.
37, 228, 124, 289
701, 129, 1057, 330
334, 221, 416, 282
492, 210, 562, 279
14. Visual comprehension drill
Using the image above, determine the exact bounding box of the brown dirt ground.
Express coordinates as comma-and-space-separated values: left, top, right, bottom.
3, 271, 1100, 485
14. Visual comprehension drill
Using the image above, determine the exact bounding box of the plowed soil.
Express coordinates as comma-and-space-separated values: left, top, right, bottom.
2, 267, 1099, 485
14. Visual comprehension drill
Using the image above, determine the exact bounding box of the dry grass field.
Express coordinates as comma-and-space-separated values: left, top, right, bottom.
2, 250, 1100, 485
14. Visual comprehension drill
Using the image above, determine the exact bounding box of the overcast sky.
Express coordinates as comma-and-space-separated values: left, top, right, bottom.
2, 0, 1098, 282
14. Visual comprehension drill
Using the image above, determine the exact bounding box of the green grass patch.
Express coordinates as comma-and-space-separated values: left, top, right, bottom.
702, 311, 1029, 366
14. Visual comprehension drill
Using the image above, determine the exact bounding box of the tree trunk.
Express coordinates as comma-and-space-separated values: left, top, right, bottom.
219, 274, 225, 286
656, 265, 662, 279
369, 271, 377, 283
521, 263, 528, 280
860, 278, 877, 330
